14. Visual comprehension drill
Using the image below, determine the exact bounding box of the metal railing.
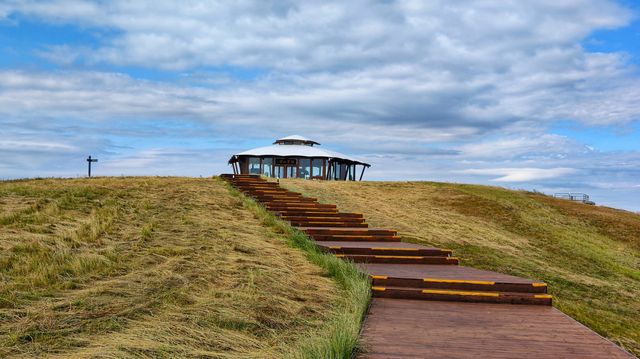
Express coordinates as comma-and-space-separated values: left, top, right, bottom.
553, 193, 595, 205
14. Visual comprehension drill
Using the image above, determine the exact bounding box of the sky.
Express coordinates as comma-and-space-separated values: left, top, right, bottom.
1, 1, 639, 211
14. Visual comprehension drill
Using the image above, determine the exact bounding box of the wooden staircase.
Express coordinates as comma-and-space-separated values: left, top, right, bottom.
221, 174, 550, 306
221, 174, 634, 358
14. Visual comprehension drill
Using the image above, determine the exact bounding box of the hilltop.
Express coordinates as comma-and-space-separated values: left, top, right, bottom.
2, 176, 638, 357
279, 179, 640, 356
0, 177, 366, 358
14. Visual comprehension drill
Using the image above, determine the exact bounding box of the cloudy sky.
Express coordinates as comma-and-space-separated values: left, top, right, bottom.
1, 0, 639, 211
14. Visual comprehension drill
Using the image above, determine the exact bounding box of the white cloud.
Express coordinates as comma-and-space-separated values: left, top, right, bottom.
1, 1, 639, 128
460, 167, 577, 182
4, 1, 630, 70
0, 140, 77, 152
456, 135, 593, 160
1, 1, 639, 209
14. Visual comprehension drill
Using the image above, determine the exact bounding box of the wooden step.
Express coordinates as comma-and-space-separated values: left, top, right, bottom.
371, 286, 552, 305
260, 198, 319, 204
370, 276, 548, 293
273, 209, 341, 216
240, 188, 289, 193
257, 198, 314, 203
232, 182, 271, 186
221, 174, 260, 179
230, 180, 269, 185
242, 186, 289, 190
262, 202, 322, 207
358, 264, 548, 293
302, 227, 397, 236
307, 234, 402, 242
265, 201, 334, 206
291, 221, 369, 228
266, 204, 337, 210
233, 182, 275, 186
239, 188, 284, 193
253, 194, 306, 199
265, 202, 335, 207
336, 254, 458, 264
252, 194, 306, 199
290, 218, 368, 225
317, 241, 451, 257
228, 177, 264, 181
279, 213, 364, 220
238, 188, 283, 193
286, 217, 366, 223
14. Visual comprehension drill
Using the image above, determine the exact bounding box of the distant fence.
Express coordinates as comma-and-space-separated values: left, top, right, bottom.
553, 193, 595, 205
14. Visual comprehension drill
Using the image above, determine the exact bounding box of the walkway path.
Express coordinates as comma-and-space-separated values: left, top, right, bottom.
222, 174, 633, 358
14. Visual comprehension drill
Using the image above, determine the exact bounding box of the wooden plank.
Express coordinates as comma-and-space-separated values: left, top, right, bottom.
358, 299, 634, 358
357, 263, 538, 284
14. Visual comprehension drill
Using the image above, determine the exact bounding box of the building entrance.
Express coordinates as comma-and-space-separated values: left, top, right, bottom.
274, 165, 298, 178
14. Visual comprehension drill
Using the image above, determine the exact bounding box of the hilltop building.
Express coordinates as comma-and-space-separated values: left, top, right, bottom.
228, 135, 370, 180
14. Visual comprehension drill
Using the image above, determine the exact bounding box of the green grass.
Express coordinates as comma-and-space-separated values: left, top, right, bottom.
222, 181, 370, 358
0, 177, 368, 358
280, 179, 640, 356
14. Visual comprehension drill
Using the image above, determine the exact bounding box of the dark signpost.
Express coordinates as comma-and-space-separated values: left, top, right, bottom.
86, 156, 98, 177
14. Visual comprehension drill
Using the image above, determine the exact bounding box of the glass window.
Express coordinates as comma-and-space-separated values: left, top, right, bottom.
249, 157, 261, 174
275, 165, 284, 179
262, 158, 273, 177
312, 159, 323, 178
343, 164, 349, 180
287, 166, 297, 178
299, 158, 311, 179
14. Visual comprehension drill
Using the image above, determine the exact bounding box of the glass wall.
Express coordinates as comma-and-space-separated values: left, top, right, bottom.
337, 163, 343, 180
329, 162, 337, 180
287, 166, 297, 178
330, 162, 343, 180
249, 157, 261, 174
237, 156, 360, 181
312, 159, 323, 178
299, 158, 311, 179
262, 158, 273, 177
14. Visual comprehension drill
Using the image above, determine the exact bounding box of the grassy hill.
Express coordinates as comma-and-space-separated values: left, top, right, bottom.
280, 179, 640, 356
0, 177, 367, 358
3, 177, 637, 357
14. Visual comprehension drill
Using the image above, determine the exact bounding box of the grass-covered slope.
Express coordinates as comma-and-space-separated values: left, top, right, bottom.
280, 179, 640, 356
0, 177, 366, 358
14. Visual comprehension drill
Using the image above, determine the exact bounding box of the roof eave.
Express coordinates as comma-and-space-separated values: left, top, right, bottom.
229, 153, 369, 166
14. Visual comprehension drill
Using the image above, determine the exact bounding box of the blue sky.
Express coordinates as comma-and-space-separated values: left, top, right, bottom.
1, 0, 639, 211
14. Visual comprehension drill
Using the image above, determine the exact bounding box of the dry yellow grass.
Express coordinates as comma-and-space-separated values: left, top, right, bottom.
280, 179, 640, 356
0, 177, 344, 358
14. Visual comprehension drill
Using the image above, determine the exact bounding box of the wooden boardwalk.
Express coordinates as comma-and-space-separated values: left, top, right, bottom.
222, 174, 633, 358
361, 299, 632, 358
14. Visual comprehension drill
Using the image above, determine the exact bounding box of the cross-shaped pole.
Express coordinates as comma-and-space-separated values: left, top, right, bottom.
86, 156, 98, 177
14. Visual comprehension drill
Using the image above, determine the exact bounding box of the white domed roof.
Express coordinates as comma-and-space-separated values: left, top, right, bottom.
229, 135, 369, 166
273, 134, 320, 146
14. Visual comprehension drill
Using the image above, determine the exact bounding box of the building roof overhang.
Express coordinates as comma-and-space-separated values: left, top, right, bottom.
228, 143, 370, 166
